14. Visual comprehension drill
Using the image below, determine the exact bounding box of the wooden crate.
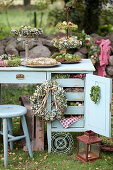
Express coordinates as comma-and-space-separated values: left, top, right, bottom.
19, 96, 44, 151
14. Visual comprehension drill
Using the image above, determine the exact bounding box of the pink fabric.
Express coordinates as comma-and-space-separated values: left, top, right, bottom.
95, 39, 112, 77
60, 117, 80, 128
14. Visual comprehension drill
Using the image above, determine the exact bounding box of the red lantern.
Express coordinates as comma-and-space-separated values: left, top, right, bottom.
76, 131, 102, 162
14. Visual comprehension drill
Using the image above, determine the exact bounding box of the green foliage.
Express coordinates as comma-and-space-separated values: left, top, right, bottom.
0, 0, 14, 12
0, 22, 11, 39
48, 8, 66, 26
35, 0, 50, 11
7, 58, 21, 67
98, 24, 113, 36
2, 85, 36, 104
101, 136, 113, 147
51, 52, 81, 63
90, 86, 100, 104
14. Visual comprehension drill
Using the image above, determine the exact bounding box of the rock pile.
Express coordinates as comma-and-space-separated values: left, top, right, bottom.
1, 32, 113, 78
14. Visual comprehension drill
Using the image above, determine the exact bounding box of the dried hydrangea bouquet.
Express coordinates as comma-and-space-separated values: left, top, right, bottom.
12, 25, 42, 61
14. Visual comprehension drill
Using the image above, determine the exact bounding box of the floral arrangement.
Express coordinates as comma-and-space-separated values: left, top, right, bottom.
100, 136, 113, 148
30, 80, 67, 121
0, 54, 21, 67
11, 25, 43, 39
51, 52, 81, 63
57, 21, 78, 31
25, 58, 59, 66
52, 36, 82, 50
84, 36, 100, 65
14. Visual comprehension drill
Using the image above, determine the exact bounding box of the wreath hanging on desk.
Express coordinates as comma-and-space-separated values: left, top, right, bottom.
30, 80, 67, 121
90, 85, 100, 104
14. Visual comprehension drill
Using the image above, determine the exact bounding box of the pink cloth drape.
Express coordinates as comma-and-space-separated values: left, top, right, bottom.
95, 39, 112, 77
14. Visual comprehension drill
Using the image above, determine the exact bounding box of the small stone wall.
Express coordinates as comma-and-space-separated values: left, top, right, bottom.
1, 32, 113, 83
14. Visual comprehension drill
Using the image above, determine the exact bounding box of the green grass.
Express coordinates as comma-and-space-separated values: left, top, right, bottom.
0, 85, 113, 169
0, 4, 64, 39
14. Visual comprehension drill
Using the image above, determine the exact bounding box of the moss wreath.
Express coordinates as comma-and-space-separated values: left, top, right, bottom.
30, 80, 67, 121
90, 85, 100, 104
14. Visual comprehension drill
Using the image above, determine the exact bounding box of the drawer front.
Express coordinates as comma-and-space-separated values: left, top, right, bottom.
0, 71, 46, 83
51, 118, 84, 129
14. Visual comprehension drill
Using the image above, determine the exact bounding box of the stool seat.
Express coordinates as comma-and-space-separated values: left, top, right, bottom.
0, 104, 33, 167
0, 105, 27, 118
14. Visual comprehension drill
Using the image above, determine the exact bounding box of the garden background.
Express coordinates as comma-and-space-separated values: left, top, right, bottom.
0, 0, 113, 169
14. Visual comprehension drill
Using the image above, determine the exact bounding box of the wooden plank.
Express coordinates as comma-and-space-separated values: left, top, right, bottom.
51, 128, 85, 132
51, 118, 84, 128
52, 92, 84, 101
65, 106, 84, 115
56, 79, 84, 87
66, 92, 84, 101
19, 96, 44, 151
52, 106, 84, 115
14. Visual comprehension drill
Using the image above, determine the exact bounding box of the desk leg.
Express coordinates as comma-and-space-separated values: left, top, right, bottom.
0, 84, 2, 130
47, 73, 52, 153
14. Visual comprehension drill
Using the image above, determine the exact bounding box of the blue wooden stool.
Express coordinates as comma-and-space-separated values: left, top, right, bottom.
0, 104, 33, 167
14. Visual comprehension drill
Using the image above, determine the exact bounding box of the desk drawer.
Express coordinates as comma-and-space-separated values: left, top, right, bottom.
0, 71, 46, 83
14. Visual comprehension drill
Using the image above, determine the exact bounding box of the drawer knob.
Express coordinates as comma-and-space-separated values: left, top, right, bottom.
16, 74, 24, 79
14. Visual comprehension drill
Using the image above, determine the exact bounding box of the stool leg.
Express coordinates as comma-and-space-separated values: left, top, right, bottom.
21, 115, 33, 158
3, 118, 8, 167
8, 118, 13, 150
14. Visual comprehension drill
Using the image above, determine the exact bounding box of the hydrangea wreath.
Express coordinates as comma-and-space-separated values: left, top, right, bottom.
30, 80, 67, 121
11, 25, 42, 39
57, 21, 78, 31
90, 86, 100, 104
51, 52, 81, 63
52, 36, 82, 50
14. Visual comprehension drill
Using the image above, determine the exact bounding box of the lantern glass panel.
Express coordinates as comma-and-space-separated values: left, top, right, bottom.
88, 143, 100, 160
78, 141, 86, 160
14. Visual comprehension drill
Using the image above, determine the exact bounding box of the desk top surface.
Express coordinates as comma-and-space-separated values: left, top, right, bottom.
0, 59, 95, 72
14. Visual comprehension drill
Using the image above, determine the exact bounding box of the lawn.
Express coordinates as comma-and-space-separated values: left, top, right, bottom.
0, 85, 113, 170
0, 1, 64, 39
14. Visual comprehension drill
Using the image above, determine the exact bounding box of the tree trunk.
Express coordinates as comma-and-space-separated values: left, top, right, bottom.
24, 0, 31, 6
83, 0, 101, 34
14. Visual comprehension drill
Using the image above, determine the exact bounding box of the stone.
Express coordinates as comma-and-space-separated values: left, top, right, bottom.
4, 36, 15, 42
29, 45, 51, 58
106, 66, 113, 76
20, 45, 51, 58
5, 40, 19, 56
0, 46, 5, 55
41, 38, 52, 47
90, 33, 103, 41
74, 51, 87, 59
105, 32, 113, 42
79, 47, 88, 54
109, 56, 113, 66
16, 40, 37, 52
